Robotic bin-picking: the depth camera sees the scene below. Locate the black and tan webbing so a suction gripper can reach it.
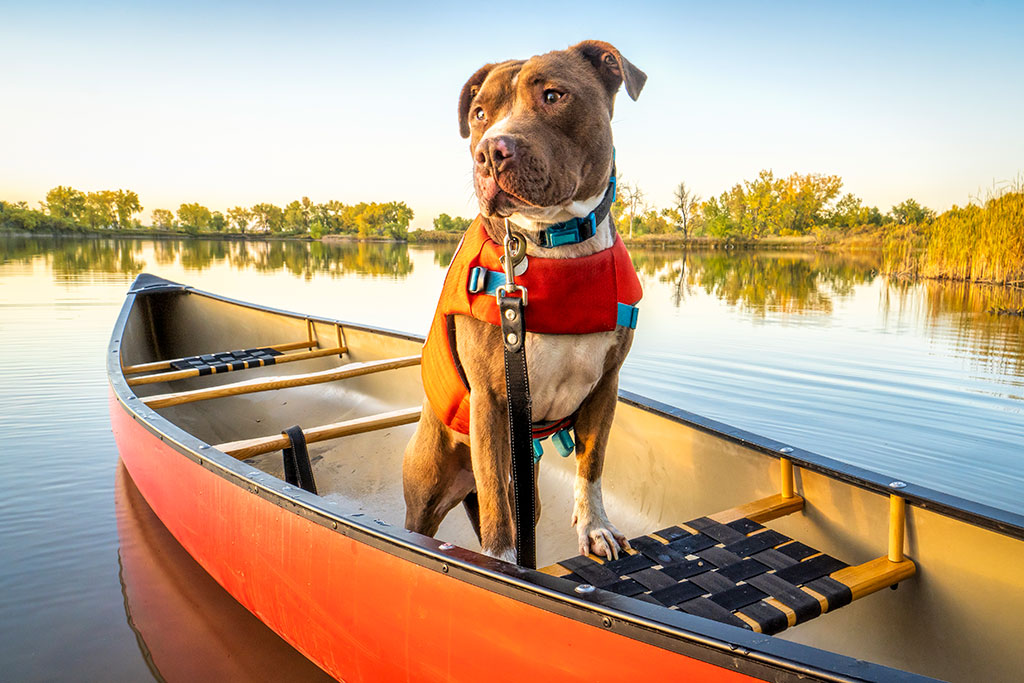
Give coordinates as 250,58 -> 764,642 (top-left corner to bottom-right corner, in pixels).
546,514 -> 912,635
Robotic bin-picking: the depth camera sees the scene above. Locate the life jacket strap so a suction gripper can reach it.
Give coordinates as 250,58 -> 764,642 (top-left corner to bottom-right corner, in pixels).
468,266 -> 639,330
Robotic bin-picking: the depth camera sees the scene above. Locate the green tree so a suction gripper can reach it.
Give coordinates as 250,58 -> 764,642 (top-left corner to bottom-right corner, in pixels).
114,189 -> 142,229
251,203 -> 285,232
210,211 -> 227,232
891,199 -> 935,225
433,213 -> 472,232
227,206 -> 252,233
177,202 -> 213,234
44,186 -> 86,222
82,191 -> 117,229
151,208 -> 176,230
283,199 -> 310,233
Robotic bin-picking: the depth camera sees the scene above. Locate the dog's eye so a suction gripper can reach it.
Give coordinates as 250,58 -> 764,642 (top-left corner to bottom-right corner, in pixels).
543,90 -> 564,104
473,107 -> 486,121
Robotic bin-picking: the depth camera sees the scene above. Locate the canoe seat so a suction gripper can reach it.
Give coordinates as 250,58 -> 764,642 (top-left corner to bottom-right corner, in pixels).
168,347 -> 284,374
542,496 -> 915,635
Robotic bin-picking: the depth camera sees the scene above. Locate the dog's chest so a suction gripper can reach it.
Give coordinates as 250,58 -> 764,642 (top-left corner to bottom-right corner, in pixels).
524,330 -> 617,421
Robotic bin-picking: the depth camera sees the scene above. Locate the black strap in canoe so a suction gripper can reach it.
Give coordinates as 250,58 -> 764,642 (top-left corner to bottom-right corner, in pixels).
282,425 -> 318,495
498,291 -> 536,569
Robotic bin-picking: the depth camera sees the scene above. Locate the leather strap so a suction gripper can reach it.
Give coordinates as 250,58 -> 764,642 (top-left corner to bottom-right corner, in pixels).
282,425 -> 318,494
498,293 -> 536,568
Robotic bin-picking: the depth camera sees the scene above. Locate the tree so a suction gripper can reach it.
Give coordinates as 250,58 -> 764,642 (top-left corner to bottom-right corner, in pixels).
114,189 -> 142,229
210,211 -> 227,232
891,199 -> 935,225
227,206 -> 252,233
177,202 -> 212,234
250,203 -> 284,232
672,182 -> 701,238
151,209 -> 176,230
82,191 -> 117,229
44,186 -> 86,222
618,182 -> 645,239
284,199 -> 311,233
433,213 -> 472,232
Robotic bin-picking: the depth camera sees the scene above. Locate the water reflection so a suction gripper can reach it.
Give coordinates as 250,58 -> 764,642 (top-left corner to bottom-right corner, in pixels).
632,249 -> 880,314
0,235 -> 145,278
0,235 -> 414,279
883,280 -> 1024,377
115,465 -> 331,682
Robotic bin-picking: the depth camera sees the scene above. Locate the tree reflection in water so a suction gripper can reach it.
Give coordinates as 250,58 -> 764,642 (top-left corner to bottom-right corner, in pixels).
0,235 -> 145,278
630,249 -> 880,314
0,236 -> 414,279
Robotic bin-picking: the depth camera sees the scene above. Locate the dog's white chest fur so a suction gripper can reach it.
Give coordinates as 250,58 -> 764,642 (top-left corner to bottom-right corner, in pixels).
525,330 -> 617,421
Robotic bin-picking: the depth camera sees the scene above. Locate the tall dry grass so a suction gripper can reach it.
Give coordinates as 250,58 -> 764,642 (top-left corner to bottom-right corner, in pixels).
884,190 -> 1024,285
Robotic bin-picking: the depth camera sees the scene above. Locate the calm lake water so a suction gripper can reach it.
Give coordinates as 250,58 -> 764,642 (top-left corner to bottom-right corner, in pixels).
1,234 -> 1022,680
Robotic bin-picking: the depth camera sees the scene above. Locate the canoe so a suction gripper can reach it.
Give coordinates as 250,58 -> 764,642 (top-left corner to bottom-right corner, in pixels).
114,464 -> 333,682
108,273 -> 1024,682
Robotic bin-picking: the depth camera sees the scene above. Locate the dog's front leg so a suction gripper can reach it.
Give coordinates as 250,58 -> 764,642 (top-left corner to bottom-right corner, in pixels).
469,387 -> 517,562
571,368 -> 629,560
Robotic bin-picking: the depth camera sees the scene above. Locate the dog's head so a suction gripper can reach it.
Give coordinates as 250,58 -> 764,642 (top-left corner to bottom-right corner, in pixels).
459,41 -> 646,220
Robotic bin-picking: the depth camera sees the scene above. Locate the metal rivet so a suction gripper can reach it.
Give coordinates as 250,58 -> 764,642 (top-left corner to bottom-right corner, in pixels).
506,332 -> 518,345
441,563 -> 449,574
601,616 -> 612,628
779,447 -> 793,454
574,584 -> 595,595
332,521 -> 338,529
504,308 -> 517,321
889,481 -> 907,489
439,542 -> 455,551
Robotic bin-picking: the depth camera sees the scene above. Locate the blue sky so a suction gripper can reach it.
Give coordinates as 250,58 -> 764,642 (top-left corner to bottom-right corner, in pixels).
2,1 -> 1022,228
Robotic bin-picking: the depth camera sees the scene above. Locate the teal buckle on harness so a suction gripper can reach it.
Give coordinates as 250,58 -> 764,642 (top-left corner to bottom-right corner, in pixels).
532,427 -> 575,463
468,266 -> 505,295
616,302 -> 640,329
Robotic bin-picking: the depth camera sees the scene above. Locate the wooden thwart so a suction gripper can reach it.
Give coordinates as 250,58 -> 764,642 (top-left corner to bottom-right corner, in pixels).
708,493 -> 805,525
127,345 -> 347,386
122,340 -> 317,375
141,355 -> 421,409
215,407 -> 422,459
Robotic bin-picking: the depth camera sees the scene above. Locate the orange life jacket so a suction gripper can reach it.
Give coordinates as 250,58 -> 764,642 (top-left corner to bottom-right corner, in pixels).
421,217 -> 642,435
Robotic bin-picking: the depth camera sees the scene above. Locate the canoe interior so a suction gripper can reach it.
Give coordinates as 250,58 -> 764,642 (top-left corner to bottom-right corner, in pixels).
118,287 -> 1024,682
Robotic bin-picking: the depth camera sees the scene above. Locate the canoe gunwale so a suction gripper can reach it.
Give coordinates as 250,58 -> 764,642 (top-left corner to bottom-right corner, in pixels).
108,273 -> 959,683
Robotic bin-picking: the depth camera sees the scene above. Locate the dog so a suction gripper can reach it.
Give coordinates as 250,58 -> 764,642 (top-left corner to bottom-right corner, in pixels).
403,40 -> 646,564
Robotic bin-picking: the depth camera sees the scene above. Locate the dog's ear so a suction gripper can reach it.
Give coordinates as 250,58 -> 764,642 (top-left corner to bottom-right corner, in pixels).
571,40 -> 647,102
458,63 -> 496,139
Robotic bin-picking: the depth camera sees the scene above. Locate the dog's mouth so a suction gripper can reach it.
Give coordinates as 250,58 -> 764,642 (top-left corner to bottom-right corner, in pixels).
475,173 -> 530,217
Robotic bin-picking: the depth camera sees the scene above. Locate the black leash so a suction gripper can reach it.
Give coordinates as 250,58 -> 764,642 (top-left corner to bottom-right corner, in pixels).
498,220 -> 536,569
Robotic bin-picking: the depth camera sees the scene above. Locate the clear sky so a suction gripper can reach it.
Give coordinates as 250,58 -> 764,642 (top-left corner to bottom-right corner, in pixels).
2,1 -> 1022,229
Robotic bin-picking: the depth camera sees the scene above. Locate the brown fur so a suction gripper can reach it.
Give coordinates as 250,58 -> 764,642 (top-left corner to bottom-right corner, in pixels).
403,41 -> 646,561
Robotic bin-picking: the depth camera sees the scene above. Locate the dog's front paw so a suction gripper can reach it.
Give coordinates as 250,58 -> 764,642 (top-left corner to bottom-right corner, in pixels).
572,513 -> 630,561
482,546 -> 517,564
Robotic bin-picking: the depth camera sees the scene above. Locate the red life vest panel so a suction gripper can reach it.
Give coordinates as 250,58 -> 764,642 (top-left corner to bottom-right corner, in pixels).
421,217 -> 642,434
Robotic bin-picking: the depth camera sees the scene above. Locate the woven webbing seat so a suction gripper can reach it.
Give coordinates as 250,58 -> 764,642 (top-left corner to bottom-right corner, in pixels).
543,495 -> 915,635
169,347 -> 282,375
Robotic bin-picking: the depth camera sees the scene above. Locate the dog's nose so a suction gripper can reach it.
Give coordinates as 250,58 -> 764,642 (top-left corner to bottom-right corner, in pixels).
475,136 -> 517,175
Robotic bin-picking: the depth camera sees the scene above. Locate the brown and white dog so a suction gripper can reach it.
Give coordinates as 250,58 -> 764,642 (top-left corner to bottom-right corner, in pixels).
403,40 -> 646,563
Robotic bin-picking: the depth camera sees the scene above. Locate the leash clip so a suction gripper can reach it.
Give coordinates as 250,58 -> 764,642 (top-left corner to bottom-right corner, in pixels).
499,218 -> 528,306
